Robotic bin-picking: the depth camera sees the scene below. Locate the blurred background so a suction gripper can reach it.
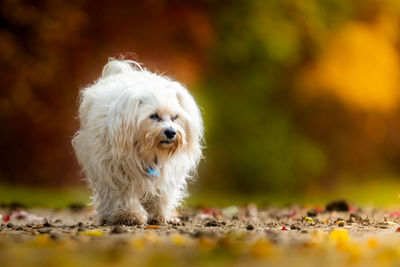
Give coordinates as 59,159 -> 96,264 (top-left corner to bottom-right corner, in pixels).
1,0 -> 400,206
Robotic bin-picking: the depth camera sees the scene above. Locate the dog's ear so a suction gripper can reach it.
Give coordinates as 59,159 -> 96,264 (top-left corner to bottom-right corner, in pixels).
106,93 -> 141,158
175,84 -> 203,131
101,58 -> 142,78
175,83 -> 204,167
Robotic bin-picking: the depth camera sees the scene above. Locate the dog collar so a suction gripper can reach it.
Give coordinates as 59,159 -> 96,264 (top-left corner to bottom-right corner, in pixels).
146,165 -> 159,178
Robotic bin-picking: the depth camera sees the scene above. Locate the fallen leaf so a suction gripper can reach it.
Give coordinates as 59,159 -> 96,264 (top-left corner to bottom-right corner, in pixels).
390,211 -> 400,218
145,232 -> 160,244
203,208 -> 218,217
171,234 -> 185,246
82,230 -> 104,237
330,229 -> 350,248
10,210 -> 29,220
304,216 -> 314,223
367,238 -> 378,249
34,234 -> 54,246
222,206 -> 239,217
250,238 -> 271,258
246,204 -> 258,217
3,213 -> 10,222
131,238 -> 147,250
198,237 -> 217,252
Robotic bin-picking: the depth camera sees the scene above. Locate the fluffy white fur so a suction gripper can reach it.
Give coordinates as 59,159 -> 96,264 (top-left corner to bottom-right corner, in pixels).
72,59 -> 203,225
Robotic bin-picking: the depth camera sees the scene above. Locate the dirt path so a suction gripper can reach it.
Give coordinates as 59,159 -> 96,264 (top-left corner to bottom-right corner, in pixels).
2,202 -> 400,266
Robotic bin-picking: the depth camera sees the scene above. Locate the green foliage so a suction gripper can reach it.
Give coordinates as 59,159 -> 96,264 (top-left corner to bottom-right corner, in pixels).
0,184 -> 90,208
199,0 -> 398,193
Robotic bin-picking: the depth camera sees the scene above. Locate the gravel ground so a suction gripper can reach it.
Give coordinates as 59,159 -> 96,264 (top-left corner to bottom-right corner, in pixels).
2,201 -> 400,266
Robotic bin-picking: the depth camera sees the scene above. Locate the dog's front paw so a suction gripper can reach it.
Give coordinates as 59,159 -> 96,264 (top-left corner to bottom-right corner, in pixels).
169,217 -> 181,224
148,215 -> 166,225
148,214 -> 180,225
105,211 -> 148,226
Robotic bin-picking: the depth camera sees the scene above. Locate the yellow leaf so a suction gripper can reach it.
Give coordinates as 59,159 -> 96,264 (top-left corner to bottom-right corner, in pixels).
330,229 -> 352,252
34,234 -> 54,247
250,238 -> 271,259
304,216 -> 314,223
367,238 -> 378,249
131,238 -> 147,250
145,232 -> 160,245
198,237 -> 217,252
82,230 -> 104,237
330,229 -> 349,244
171,234 -> 185,246
146,225 -> 160,229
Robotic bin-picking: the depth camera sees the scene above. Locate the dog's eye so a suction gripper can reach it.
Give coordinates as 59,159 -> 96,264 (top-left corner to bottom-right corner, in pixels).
150,113 -> 160,121
172,114 -> 179,121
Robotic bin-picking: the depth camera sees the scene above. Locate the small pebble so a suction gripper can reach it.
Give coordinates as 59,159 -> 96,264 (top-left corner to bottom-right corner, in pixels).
337,222 -> 345,227
246,224 -> 254,231
180,215 -> 189,222
307,210 -> 317,217
349,213 -> 361,222
193,231 -> 206,238
38,228 -> 52,234
326,200 -> 349,212
50,233 -> 59,240
111,226 -> 126,234
205,221 -> 219,227
43,219 -> 52,227
69,203 -> 86,212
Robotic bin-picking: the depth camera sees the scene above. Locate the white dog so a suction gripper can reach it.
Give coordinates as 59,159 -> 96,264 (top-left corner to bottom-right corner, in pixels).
72,59 -> 203,225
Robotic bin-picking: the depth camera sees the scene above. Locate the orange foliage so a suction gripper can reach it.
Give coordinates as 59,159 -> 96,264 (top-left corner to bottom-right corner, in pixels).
0,0 -> 213,186
300,14 -> 400,112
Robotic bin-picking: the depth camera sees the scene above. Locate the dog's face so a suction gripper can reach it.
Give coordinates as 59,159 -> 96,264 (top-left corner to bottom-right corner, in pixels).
109,85 -> 197,168
134,91 -> 193,166
139,96 -> 186,153
107,77 -> 202,170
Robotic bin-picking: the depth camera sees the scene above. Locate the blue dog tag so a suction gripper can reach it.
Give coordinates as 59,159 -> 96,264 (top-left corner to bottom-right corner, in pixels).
147,166 -> 159,178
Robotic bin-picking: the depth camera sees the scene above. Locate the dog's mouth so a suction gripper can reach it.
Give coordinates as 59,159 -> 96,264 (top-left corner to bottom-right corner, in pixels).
160,140 -> 174,145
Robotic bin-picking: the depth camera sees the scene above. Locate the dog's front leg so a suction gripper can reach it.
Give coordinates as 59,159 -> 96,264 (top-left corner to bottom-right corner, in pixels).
95,189 -> 148,226
110,197 -> 148,226
145,191 -> 180,225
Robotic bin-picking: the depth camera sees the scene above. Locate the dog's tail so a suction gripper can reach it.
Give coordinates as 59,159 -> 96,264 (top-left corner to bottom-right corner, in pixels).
101,58 -> 143,78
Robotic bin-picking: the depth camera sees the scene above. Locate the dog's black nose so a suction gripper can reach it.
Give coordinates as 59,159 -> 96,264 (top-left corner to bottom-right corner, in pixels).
164,128 -> 176,140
